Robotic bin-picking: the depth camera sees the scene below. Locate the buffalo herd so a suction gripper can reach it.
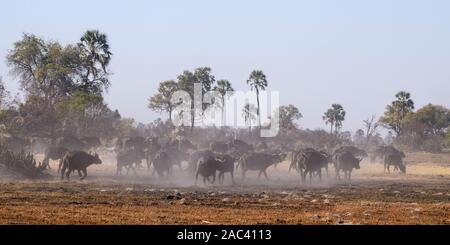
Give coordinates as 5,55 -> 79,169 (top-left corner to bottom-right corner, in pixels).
27,134 -> 408,184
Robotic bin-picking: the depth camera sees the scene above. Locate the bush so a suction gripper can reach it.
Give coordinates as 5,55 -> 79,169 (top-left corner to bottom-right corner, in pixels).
421,136 -> 442,153
443,131 -> 450,147
0,144 -> 48,179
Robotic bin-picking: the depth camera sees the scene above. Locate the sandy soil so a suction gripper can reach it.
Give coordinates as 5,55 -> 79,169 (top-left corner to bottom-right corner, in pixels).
0,151 -> 449,224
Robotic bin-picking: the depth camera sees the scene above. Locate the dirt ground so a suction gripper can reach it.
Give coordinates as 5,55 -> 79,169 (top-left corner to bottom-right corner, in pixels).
0,151 -> 449,225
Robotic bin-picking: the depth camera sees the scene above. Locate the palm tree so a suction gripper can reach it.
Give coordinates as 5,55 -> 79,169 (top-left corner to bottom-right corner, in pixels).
213,80 -> 234,127
242,103 -> 257,134
78,30 -> 112,93
247,70 -> 268,130
323,104 -> 346,136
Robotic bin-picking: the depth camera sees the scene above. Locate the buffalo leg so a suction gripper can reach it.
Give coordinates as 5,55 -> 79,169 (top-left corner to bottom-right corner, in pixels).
60,166 -> 67,180
58,159 -> 65,174
302,171 -> 307,183
219,172 -> 224,185
65,169 -> 71,181
195,172 -> 199,185
263,170 -> 269,180
80,169 -> 87,180
230,171 -> 235,185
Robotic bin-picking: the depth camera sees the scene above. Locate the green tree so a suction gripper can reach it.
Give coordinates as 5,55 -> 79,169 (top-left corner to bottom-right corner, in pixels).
77,30 -> 113,94
407,104 -> 450,136
7,34 -> 80,107
379,91 -> 415,136
323,104 -> 346,136
177,67 -> 216,128
148,80 -> 179,121
443,129 -> 450,147
213,80 -> 234,126
279,104 -> 302,131
55,91 -> 109,137
247,70 -> 268,130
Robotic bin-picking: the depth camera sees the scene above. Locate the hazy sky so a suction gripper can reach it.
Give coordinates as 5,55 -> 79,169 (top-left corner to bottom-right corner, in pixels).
1,0 -> 449,133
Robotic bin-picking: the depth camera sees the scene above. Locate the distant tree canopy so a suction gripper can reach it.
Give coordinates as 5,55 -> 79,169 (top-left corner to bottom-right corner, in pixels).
247,70 -> 268,129
213,80 -> 234,125
2,31 -> 449,153
149,67 -> 237,128
444,130 -> 450,147
2,31 -> 128,140
379,91 -> 415,136
323,104 -> 346,136
7,31 -> 112,104
403,104 -> 450,137
148,80 -> 179,121
378,91 -> 449,152
279,104 -> 302,131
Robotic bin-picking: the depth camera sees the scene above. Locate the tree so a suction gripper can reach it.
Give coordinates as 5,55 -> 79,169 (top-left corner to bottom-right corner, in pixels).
242,103 -> 257,134
148,80 -> 179,121
7,31 -> 112,105
0,77 -> 11,109
408,104 -> 450,136
55,91 -> 111,137
379,91 -> 414,136
363,115 -> 379,144
177,67 -> 216,128
353,129 -> 366,145
7,34 -> 80,108
247,70 -> 268,130
213,80 -> 234,126
323,104 -> 346,136
279,104 -> 302,131
6,31 -> 114,139
77,30 -> 113,94
443,129 -> 450,147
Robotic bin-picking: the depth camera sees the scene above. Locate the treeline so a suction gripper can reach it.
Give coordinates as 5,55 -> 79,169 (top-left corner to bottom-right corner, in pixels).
378,92 -> 450,152
147,70 -> 450,152
0,31 -> 136,145
0,31 -> 448,153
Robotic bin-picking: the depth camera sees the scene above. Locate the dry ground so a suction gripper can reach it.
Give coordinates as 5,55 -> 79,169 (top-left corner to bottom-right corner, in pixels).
0,151 -> 449,224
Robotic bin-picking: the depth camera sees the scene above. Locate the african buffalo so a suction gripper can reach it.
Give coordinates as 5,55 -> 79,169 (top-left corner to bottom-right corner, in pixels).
195,157 -> 219,185
116,149 -> 146,175
237,152 -> 284,180
384,152 -> 406,174
42,146 -> 70,171
215,154 -> 236,185
60,151 -> 102,181
335,151 -> 362,181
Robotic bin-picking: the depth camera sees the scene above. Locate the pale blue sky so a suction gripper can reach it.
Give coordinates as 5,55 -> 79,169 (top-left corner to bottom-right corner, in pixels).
1,0 -> 449,132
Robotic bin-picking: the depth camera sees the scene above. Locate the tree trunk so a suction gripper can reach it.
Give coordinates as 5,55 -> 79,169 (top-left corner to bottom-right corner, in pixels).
191,107 -> 195,130
256,88 -> 261,130
168,106 -> 172,121
221,96 -> 225,127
